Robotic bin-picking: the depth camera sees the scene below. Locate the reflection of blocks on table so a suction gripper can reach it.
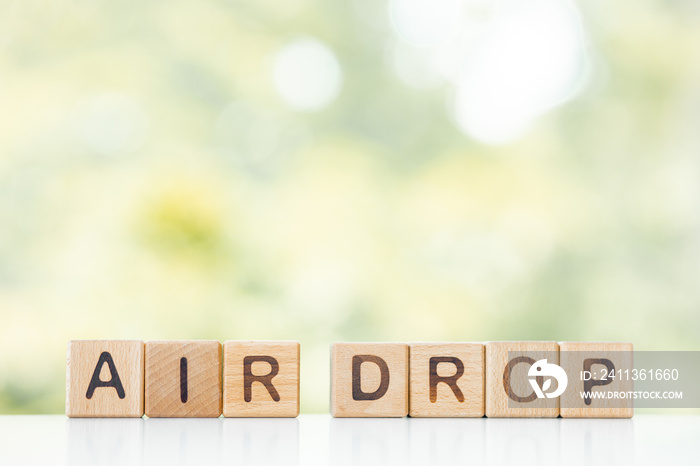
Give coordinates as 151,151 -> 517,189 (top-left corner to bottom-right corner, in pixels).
222,418 -> 300,465
331,342 -> 409,417
409,418 -> 486,465
561,418 -> 634,465
330,418 -> 409,465
486,418 -> 561,464
145,340 -> 222,418
66,340 -> 145,418
485,341 -> 559,418
67,418 -> 144,464
223,340 -> 300,417
409,343 -> 484,417
559,342 -> 634,418
144,418 -> 222,463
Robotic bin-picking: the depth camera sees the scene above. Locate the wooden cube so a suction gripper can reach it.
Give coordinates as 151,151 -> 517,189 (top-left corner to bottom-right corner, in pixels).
223,340 -> 300,417
559,342 -> 634,418
485,341 -> 559,418
409,342 -> 484,417
145,340 -> 222,418
66,340 -> 144,418
331,342 -> 408,417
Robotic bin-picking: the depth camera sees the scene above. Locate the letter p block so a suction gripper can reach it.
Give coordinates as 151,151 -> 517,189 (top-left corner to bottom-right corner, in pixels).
223,340 -> 300,417
331,342 -> 408,417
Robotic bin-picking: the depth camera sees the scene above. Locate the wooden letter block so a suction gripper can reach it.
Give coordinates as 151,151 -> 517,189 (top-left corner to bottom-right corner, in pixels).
223,340 -> 300,417
331,342 -> 408,417
66,340 -> 144,418
559,342 -> 634,418
485,341 -> 559,418
145,340 -> 222,417
409,342 -> 484,417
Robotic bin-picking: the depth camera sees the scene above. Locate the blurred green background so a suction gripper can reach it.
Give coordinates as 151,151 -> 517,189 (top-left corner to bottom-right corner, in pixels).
1,0 -> 700,414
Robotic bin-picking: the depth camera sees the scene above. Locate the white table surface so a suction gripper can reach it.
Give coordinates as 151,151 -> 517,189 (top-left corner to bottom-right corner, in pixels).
0,415 -> 697,465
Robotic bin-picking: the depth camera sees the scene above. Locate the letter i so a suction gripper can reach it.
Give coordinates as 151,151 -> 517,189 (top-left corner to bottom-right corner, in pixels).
180,357 -> 188,403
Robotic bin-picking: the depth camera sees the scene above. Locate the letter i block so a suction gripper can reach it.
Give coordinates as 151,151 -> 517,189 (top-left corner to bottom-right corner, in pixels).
223,340 -> 300,417
145,340 -> 222,417
559,342 -> 634,418
66,340 -> 144,417
409,343 -> 484,417
331,342 -> 408,417
485,341 -> 559,418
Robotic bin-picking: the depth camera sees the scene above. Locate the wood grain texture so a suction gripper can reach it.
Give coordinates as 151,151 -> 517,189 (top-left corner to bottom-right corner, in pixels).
559,341 -> 634,418
223,340 -> 299,417
66,340 -> 144,418
144,340 -> 222,418
485,341 -> 559,418
331,342 -> 408,418
409,342 -> 484,417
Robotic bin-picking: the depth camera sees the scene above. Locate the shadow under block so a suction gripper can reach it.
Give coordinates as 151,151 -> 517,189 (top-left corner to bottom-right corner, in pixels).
145,340 -> 222,418
223,340 -> 300,417
66,340 -> 145,418
559,341 -> 634,418
409,343 -> 484,417
331,342 -> 409,417
485,341 -> 559,418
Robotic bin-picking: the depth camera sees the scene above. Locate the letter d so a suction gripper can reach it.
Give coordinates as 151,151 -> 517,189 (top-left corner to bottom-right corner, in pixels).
352,355 -> 390,401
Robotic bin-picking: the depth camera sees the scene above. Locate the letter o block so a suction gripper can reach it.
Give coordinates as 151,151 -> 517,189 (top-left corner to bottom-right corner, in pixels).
331,342 -> 408,417
66,340 -> 144,418
223,340 -> 300,417
485,341 -> 559,418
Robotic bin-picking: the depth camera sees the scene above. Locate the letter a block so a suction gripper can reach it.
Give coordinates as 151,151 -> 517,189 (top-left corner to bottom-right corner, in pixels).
409,343 -> 484,417
223,340 -> 300,417
485,341 -> 559,418
331,342 -> 408,417
66,340 -> 144,418
559,342 -> 634,418
145,340 -> 222,417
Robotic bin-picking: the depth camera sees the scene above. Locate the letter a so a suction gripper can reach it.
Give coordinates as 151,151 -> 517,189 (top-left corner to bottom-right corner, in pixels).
86,352 -> 126,399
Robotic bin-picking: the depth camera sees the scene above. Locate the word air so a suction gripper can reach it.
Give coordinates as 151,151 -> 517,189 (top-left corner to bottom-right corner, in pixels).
66,340 -> 633,418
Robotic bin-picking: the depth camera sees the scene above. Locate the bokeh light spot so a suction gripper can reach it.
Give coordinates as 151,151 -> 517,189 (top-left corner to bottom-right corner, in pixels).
272,37 -> 343,111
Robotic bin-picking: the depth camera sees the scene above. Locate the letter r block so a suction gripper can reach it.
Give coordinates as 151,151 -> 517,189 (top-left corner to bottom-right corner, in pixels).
223,340 -> 300,417
66,340 -> 144,418
331,342 -> 408,417
409,343 -> 485,417
485,341 -> 559,418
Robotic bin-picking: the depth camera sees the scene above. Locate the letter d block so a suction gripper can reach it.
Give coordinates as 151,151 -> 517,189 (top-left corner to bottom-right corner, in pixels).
223,340 -> 300,417
559,342 -> 634,418
66,340 -> 144,417
331,342 -> 408,417
409,343 -> 484,417
485,341 -> 559,418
